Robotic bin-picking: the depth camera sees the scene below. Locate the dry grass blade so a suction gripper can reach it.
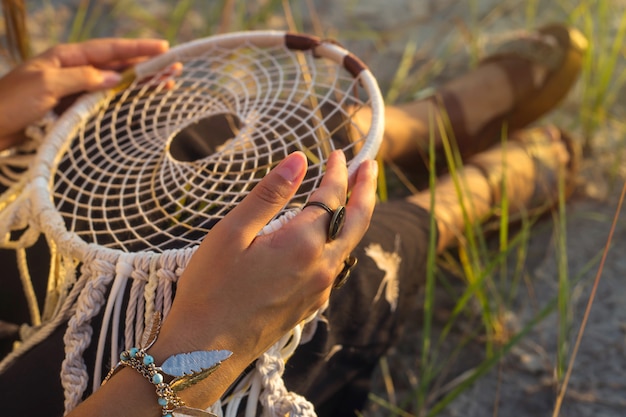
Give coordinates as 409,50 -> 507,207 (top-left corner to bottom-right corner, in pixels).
217,0 -> 236,34
1,0 -> 30,63
552,180 -> 626,416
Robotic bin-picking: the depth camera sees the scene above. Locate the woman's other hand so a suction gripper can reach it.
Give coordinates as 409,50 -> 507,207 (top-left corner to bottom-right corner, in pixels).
0,38 -> 168,150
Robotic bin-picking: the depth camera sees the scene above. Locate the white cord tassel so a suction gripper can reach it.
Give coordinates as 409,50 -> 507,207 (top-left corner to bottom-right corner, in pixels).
257,343 -> 317,417
62,252 -> 118,413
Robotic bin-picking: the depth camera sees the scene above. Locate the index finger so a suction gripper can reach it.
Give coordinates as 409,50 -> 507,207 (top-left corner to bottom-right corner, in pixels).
43,38 -> 169,68
210,152 -> 308,247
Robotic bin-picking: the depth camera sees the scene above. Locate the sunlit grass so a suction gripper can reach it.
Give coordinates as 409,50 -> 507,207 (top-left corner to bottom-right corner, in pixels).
362,2 -> 622,416
575,1 -> 626,149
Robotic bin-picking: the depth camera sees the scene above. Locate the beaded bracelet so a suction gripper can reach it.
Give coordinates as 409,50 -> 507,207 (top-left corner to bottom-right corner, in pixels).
103,313 -> 232,417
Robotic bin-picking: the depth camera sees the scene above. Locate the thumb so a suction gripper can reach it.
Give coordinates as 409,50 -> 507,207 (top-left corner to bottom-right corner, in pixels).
216,152 -> 308,244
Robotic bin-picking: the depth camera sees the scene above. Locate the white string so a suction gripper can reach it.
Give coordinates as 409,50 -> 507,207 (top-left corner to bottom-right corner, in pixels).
15,247 -> 41,326
91,253 -> 132,391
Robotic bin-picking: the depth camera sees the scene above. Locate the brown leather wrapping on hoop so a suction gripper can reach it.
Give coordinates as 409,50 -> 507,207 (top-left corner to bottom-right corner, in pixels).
285,33 -> 321,51
343,54 -> 366,77
285,33 -> 366,77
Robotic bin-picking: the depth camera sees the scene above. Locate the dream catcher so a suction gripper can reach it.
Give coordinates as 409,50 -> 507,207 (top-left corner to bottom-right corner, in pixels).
0,30 -> 384,416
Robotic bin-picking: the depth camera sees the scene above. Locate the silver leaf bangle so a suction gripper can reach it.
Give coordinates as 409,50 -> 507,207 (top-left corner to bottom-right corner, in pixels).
102,312 -> 232,417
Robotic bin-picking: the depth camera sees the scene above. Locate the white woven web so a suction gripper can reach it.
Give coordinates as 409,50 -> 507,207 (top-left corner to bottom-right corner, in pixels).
54,38 -> 373,253
0,31 -> 384,417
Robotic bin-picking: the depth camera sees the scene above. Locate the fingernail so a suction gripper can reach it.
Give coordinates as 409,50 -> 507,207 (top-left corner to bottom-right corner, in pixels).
101,71 -> 122,88
369,159 -> 379,178
362,159 -> 378,179
334,149 -> 346,164
159,40 -> 170,51
276,153 -> 305,183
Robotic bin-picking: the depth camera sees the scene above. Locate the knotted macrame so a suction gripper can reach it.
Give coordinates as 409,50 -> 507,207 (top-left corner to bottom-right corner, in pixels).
0,30 -> 383,416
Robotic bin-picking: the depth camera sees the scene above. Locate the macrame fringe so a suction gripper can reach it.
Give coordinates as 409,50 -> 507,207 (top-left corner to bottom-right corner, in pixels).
62,249 -> 315,416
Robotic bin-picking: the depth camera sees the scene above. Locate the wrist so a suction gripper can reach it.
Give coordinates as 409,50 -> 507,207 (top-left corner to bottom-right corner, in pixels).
146,311 -> 258,408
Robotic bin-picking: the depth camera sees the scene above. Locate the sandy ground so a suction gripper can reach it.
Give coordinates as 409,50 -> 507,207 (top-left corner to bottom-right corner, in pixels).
4,0 -> 626,416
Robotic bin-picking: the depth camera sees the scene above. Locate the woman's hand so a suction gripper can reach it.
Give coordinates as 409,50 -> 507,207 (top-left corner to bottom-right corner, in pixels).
154,150 -> 378,407
0,38 -> 169,150
74,151 -> 377,416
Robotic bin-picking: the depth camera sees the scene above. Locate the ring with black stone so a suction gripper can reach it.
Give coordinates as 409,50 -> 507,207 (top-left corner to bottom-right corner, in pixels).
303,201 -> 347,241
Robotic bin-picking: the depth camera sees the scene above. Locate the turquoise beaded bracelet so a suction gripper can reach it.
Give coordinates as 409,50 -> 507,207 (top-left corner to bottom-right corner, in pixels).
103,313 -> 232,417
117,346 -> 185,417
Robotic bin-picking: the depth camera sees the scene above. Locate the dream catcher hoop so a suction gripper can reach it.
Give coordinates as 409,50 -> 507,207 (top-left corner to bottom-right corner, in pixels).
0,30 -> 384,416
